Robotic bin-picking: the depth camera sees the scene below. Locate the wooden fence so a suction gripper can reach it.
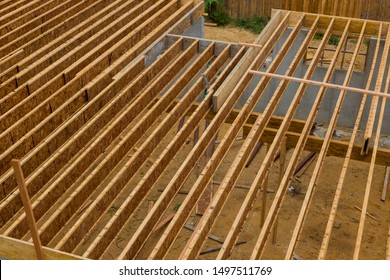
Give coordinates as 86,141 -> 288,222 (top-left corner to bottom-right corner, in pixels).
221,0 -> 390,22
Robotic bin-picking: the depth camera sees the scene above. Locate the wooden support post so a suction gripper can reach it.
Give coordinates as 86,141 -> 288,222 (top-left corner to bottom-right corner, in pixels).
381,166 -> 390,202
246,141 -> 263,167
273,137 -> 286,244
11,159 -> 44,260
261,144 -> 270,228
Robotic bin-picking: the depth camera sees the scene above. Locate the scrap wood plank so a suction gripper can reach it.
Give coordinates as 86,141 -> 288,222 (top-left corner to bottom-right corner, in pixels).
200,240 -> 246,255
353,205 -> 380,222
152,214 -> 175,233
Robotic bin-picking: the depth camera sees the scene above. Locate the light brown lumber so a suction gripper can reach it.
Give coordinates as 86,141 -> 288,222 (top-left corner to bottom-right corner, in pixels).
273,137 -> 287,244
0,0 -> 87,46
115,46 -> 245,261
55,39 -> 212,254
261,145 -> 270,228
0,0 -> 119,87
363,25 -> 390,151
247,17 -> 337,260
151,12 -> 292,261
353,205 -> 380,222
382,166 -> 390,202
0,1 -> 198,221
0,0 -> 52,33
354,63 -> 390,259
0,39 -> 185,237
33,37 -> 199,247
0,0 -> 155,126
178,13 -> 303,260
0,0 -> 32,18
148,50 -> 274,261
248,71 -> 390,99
11,159 -> 44,260
152,214 -> 175,234
285,20 -> 364,260
212,9 -> 284,112
83,43 -> 228,260
0,54 -> 145,221
284,10 -> 386,37
295,153 -> 317,178
216,16 -> 321,261
0,1 -> 186,186
0,0 -> 138,81
0,234 -> 85,260
238,42 -> 263,49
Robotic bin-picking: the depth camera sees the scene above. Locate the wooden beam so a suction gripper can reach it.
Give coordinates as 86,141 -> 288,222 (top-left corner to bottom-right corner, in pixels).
157,12 -> 293,261
212,10 -> 285,112
147,12 -> 292,261
248,17 -> 336,260
354,41 -> 390,260
285,20 -> 365,260
80,43 -> 227,259
0,234 -> 85,260
363,25 -> 390,152
11,159 -> 44,260
115,46 -> 245,261
319,23 -> 383,260
248,71 -> 390,99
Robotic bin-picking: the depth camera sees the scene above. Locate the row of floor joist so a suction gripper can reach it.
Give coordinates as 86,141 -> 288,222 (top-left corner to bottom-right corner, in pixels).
1,1 -> 390,260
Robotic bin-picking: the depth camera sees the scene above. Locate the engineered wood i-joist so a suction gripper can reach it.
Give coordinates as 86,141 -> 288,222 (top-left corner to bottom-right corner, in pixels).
363,25 -> 390,153
354,48 -> 390,260
0,0 -> 32,18
0,39 -> 184,235
318,23 -> 383,260
1,40 -> 195,239
148,12 -> 292,260
284,22 -> 367,260
226,16 -> 331,260
0,0 -> 135,82
51,40 -> 211,253
0,0 -> 118,82
117,46 -> 246,261
0,0 -> 184,173
81,43 -> 231,260
0,0 -> 57,30
0,0 -> 90,46
0,1 -> 197,208
0,0 -> 163,117
0,0 -> 200,221
179,14 -> 306,260
216,16 -> 326,260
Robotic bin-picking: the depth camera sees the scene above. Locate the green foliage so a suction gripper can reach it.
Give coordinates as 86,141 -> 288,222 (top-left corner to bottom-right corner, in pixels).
209,9 -> 230,26
313,33 -> 340,46
204,0 -> 223,14
232,16 -> 269,34
314,33 -> 324,40
328,35 -> 340,46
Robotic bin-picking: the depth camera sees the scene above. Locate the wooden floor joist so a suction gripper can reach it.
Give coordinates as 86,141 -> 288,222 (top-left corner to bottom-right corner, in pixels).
1,4 -> 390,260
